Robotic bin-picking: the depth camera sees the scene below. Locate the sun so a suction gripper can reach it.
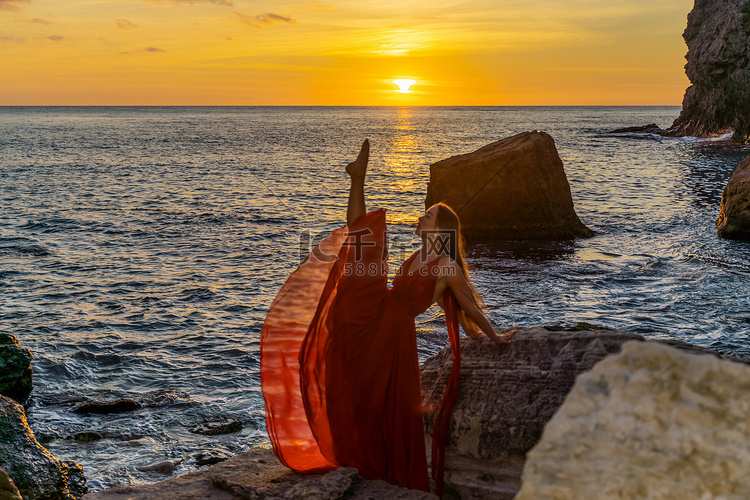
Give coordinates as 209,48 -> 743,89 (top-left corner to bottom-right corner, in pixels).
393,79 -> 416,94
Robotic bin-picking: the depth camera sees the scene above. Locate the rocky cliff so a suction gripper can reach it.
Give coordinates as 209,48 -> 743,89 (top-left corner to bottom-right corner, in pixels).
667,0 -> 750,142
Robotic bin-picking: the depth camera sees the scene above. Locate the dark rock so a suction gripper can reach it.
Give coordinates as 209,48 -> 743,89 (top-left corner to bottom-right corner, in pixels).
194,451 -> 231,467
609,123 -> 664,134
0,395 -> 87,500
73,399 -> 140,414
0,333 -> 33,405
567,321 -> 611,331
542,322 -> 611,332
72,432 -> 102,443
425,131 -> 594,241
717,154 -> 750,239
62,461 -> 87,500
0,468 -> 22,500
420,328 -> 749,500
189,417 -> 242,436
135,459 -> 182,474
666,0 -> 750,142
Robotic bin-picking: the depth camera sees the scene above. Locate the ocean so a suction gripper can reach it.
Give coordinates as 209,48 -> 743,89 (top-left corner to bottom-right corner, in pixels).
1,106 -> 748,490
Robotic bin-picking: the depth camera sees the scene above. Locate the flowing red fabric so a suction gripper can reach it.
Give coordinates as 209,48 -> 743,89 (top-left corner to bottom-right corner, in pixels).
430,289 -> 461,497
260,208 -> 460,494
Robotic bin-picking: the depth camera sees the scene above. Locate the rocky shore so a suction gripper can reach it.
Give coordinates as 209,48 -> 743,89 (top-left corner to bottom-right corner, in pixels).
0,326 -> 732,500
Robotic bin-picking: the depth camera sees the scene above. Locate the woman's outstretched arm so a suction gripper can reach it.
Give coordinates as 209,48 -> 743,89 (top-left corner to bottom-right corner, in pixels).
437,295 -> 481,338
442,262 -> 517,344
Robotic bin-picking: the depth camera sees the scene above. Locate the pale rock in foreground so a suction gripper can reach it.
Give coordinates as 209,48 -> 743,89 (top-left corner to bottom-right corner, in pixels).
516,341 -> 750,500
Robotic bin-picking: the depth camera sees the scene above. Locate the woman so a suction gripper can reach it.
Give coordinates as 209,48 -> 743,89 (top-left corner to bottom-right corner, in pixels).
260,140 -> 515,495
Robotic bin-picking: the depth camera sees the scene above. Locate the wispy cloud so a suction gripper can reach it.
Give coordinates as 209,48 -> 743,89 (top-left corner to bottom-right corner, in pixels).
47,35 -> 68,42
120,46 -> 167,54
0,0 -> 28,12
234,12 -> 296,28
146,0 -> 233,6
0,34 -> 25,42
31,18 -> 52,25
116,19 -> 138,30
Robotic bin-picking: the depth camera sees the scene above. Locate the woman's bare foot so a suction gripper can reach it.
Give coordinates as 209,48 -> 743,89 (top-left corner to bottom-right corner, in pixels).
346,139 -> 369,180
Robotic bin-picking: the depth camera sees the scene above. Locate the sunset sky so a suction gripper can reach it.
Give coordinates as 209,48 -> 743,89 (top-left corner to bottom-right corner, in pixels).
0,0 -> 693,106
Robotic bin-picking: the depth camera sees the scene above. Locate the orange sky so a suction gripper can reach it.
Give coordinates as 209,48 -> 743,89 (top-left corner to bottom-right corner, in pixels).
0,0 -> 693,105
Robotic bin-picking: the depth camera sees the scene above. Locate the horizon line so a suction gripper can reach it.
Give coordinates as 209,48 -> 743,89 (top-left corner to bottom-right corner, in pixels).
0,104 -> 684,108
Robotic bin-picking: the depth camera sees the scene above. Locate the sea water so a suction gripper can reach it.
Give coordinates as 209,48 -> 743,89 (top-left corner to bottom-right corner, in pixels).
1,106 -> 749,490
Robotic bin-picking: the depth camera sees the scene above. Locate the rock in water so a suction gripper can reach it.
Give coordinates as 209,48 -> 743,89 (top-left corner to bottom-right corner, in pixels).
189,417 -> 242,436
424,131 -> 594,241
666,0 -> 750,142
717,154 -> 750,240
609,123 -> 664,134
516,341 -> 750,499
135,459 -> 182,474
0,395 -> 87,500
193,450 -> 231,467
0,333 -> 33,405
72,399 -> 140,414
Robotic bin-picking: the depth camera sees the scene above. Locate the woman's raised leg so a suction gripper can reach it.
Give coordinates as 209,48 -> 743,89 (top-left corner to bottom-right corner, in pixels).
346,139 -> 369,227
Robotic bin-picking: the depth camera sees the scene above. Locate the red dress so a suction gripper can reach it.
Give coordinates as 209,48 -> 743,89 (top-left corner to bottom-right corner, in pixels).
261,208 -> 460,494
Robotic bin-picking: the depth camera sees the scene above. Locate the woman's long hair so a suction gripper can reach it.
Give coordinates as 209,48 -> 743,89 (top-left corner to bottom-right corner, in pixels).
430,202 -> 486,335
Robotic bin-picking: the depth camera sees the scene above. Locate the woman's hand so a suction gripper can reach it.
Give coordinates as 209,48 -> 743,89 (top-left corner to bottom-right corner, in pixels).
487,329 -> 519,345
